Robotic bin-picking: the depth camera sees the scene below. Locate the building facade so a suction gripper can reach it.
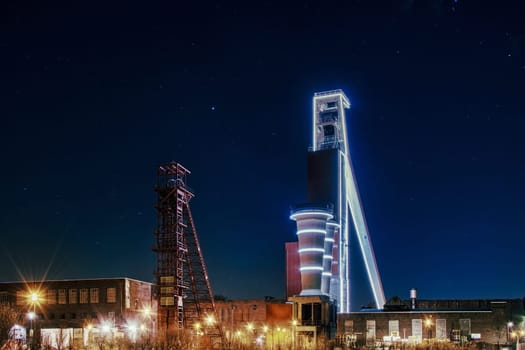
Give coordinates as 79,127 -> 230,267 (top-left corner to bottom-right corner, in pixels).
0,278 -> 155,348
338,298 -> 525,348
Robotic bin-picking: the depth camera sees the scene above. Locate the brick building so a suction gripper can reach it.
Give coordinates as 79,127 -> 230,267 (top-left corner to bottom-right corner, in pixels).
0,278 -> 155,347
338,297 -> 525,348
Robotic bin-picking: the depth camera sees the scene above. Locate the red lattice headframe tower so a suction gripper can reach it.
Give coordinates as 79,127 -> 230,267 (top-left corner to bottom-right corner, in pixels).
153,162 -> 222,345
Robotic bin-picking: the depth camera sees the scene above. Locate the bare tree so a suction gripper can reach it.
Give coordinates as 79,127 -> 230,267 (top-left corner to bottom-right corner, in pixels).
0,304 -> 21,345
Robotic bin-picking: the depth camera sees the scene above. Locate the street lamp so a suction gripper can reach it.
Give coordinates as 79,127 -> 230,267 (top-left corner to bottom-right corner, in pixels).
141,306 -> 155,341
230,305 -> 236,350
292,320 -> 297,350
508,322 -> 514,344
27,290 -> 41,349
424,318 -> 433,340
511,329 -> 524,350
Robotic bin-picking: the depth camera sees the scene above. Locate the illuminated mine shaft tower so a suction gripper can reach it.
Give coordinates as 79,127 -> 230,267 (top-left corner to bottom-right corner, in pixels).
153,162 -> 222,343
292,90 -> 386,313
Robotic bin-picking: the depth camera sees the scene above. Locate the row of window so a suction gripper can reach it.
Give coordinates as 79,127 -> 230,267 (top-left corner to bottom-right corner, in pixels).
344,318 -> 472,340
16,287 -> 117,306
30,311 -> 116,321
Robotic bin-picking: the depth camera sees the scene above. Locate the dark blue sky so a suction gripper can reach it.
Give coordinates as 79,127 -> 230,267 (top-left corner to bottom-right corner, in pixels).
1,0 -> 524,303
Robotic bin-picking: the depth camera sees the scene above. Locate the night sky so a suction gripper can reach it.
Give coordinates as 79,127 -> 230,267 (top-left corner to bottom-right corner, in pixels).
2,1 -> 524,305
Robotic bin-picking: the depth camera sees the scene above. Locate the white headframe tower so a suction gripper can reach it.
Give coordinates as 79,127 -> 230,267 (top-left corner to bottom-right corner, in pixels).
291,89 -> 386,313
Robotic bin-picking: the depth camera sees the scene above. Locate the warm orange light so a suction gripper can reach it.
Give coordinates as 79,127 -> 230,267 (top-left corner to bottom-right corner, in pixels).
205,314 -> 215,325
425,319 -> 432,327
27,290 -> 42,305
142,307 -> 152,317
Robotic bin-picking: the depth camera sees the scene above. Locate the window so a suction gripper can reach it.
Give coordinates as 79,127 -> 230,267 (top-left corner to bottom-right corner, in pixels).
69,289 -> 77,304
160,276 -> 174,285
160,297 -> 174,306
107,288 -> 116,303
47,290 -> 57,305
366,320 -> 376,345
160,286 -> 174,295
459,319 -> 471,337
80,289 -> 89,304
389,320 -> 399,337
436,319 -> 447,340
58,289 -> 67,304
90,288 -> 99,303
16,291 -> 25,306
344,320 -> 354,333
412,319 -> 423,341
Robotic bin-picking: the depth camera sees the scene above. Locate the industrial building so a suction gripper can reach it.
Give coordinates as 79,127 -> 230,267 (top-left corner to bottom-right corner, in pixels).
285,90 -> 525,349
338,292 -> 525,349
0,278 -> 155,348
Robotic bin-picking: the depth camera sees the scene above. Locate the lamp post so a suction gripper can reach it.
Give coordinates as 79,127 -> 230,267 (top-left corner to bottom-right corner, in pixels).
511,329 -> 524,350
292,320 -> 297,350
141,305 -> 155,342
27,311 -> 35,349
27,291 -> 41,349
424,318 -> 433,341
508,322 -> 515,345
230,305 -> 236,350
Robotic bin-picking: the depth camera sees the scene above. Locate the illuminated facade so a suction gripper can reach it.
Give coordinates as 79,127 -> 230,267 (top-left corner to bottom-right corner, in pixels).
290,89 -> 386,313
0,278 -> 155,348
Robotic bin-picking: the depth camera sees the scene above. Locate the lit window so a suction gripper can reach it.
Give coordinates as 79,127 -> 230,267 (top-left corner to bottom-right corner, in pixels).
47,290 -> 57,305
69,289 -> 77,304
160,287 -> 174,295
16,291 -> 25,306
58,289 -> 67,304
90,288 -> 99,304
80,289 -> 89,304
107,288 -> 116,303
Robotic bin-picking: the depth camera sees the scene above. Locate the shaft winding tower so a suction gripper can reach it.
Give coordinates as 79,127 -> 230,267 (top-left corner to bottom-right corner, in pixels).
293,90 -> 386,312
153,162 -> 222,343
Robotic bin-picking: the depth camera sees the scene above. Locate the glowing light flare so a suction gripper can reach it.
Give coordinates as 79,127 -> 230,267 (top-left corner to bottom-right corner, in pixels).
27,290 -> 42,306
205,314 -> 215,325
142,306 -> 153,318
127,323 -> 138,333
101,322 -> 111,333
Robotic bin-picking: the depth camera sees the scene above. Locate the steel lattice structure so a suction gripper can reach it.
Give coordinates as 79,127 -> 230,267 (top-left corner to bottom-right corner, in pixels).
153,162 -> 222,344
